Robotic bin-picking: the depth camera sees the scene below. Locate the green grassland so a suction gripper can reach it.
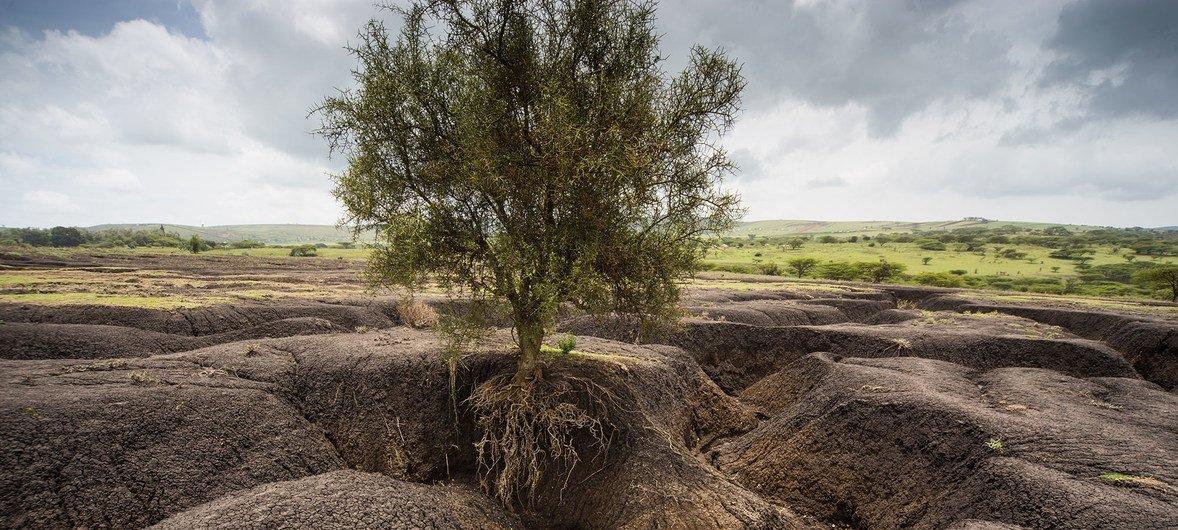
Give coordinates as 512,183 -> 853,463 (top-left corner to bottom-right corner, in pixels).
727,218 -> 1108,238
85,223 -> 375,245
704,241 -> 1137,277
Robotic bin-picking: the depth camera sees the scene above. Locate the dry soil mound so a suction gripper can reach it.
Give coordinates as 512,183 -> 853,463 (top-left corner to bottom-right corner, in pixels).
716,353 -> 1178,529
0,301 -> 394,336
150,470 -> 519,529
0,317 -> 347,360
0,357 -> 342,528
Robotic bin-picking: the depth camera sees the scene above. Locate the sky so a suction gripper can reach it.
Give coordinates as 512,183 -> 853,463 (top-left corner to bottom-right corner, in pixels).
1,0 -> 1176,228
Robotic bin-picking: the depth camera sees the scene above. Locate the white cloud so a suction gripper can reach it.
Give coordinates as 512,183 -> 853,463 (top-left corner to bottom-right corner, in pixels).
22,190 -> 79,213
0,0 -> 1174,229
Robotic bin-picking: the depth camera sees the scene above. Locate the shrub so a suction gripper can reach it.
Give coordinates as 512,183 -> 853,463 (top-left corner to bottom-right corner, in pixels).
857,261 -> 906,283
917,240 -> 946,251
396,298 -> 439,328
914,272 -> 965,288
817,261 -> 862,281
289,244 -> 318,257
921,257 -> 932,265
786,257 -> 820,278
1133,264 -> 1178,302
818,235 -> 841,243
948,269 -> 967,275
556,334 -> 576,355
757,262 -> 783,276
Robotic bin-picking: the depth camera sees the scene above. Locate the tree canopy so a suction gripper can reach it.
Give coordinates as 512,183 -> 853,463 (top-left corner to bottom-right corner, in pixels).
318,0 -> 745,383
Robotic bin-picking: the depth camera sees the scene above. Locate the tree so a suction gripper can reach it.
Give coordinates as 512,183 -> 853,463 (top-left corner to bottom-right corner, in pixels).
317,0 -> 744,386
921,257 -> 932,265
858,261 -> 906,283
49,226 -> 86,247
1134,265 -> 1178,302
786,257 -> 819,278
786,237 -> 805,249
188,235 -> 202,254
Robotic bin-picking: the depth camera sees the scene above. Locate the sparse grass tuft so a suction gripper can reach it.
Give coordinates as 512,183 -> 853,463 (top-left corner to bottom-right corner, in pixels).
985,438 -> 1005,452
128,370 -> 161,386
396,298 -> 439,328
1099,472 -> 1169,490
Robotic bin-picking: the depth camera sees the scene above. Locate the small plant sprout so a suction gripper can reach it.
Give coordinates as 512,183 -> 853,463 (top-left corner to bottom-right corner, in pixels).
556,334 -> 577,356
985,438 -> 1004,452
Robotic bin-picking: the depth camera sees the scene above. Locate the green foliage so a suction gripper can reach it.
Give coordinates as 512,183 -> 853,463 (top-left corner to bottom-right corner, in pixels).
917,240 -> 946,251
921,256 -> 932,265
556,334 -> 576,355
318,0 -> 744,382
817,261 -> 862,281
49,226 -> 86,247
289,244 -> 318,257
188,235 -> 202,254
230,240 -> 267,249
757,262 -> 783,276
858,261 -> 906,283
1133,264 -> 1178,301
786,257 -> 819,278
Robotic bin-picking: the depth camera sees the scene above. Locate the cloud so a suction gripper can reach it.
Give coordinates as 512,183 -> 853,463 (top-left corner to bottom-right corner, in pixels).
22,190 -> 79,213
660,0 -> 1018,137
75,168 -> 142,191
805,176 -> 848,188
1042,0 -> 1178,120
0,0 -> 1174,229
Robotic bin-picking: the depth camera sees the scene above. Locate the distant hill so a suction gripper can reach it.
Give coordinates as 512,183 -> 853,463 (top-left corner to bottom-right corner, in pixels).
87,224 -> 374,245
725,218 -> 1112,238
83,218 -> 1150,244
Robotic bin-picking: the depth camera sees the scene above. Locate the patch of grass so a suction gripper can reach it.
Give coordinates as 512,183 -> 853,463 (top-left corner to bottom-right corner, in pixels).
0,292 -> 212,309
1099,472 -> 1168,490
985,438 -> 1005,452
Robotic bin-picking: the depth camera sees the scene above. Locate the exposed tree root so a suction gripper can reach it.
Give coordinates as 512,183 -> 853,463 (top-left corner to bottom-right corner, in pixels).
469,371 -> 616,510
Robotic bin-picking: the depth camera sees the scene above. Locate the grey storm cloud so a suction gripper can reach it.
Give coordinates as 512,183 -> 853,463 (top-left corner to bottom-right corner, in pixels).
1043,0 -> 1178,120
659,0 -> 1015,137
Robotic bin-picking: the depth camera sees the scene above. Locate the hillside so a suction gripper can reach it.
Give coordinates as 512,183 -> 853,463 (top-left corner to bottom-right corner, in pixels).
727,218 -> 1110,238
80,219 -> 1133,244
87,224 -> 374,245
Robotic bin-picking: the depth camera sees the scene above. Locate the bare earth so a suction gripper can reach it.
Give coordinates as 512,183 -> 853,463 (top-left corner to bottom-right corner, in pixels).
1,251 -> 1175,529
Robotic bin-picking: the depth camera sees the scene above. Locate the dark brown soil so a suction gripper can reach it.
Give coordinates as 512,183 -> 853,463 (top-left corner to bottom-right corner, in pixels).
150,470 -> 520,529
1,252 -> 1176,529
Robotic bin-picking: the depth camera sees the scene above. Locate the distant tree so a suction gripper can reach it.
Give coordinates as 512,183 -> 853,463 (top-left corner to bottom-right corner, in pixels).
188,235 -> 202,254
1124,254 -> 1137,262
787,237 -> 806,249
874,235 -> 891,246
289,244 -> 318,257
786,257 -> 819,278
758,262 -> 783,276
858,261 -> 906,283
819,235 -> 841,244
49,226 -> 86,247
1134,265 -> 1178,301
921,257 -> 932,265
817,261 -> 862,281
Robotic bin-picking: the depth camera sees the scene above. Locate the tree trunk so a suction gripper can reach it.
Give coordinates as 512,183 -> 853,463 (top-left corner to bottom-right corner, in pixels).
513,318 -> 544,386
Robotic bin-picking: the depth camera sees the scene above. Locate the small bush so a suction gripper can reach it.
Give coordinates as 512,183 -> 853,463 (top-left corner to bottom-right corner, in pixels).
757,262 -> 783,276
289,244 -> 318,257
397,298 -> 439,328
556,334 -> 576,355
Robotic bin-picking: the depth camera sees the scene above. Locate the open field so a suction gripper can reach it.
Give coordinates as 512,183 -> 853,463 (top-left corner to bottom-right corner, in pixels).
706,241 -> 1172,276
2,249 -> 1175,528
726,218 -> 1111,238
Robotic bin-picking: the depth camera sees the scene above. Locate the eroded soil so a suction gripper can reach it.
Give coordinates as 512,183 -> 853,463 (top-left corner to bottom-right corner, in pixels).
1,253 -> 1175,528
